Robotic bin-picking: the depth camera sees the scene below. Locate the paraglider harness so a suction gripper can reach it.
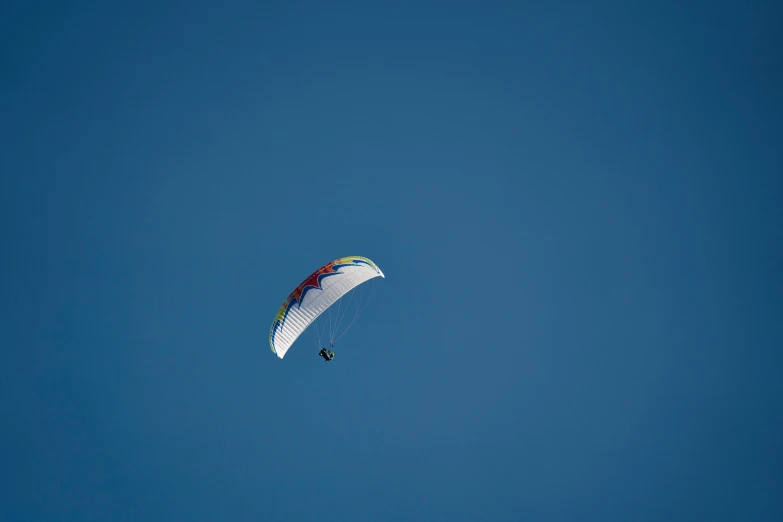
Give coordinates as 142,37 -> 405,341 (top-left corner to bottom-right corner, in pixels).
319,345 -> 335,362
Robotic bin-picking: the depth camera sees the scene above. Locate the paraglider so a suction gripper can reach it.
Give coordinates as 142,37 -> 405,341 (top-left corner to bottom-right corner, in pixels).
319,346 -> 335,362
268,256 -> 384,361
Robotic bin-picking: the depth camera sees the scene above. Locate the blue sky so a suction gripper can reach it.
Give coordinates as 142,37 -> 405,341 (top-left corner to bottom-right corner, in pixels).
1,1 -> 781,521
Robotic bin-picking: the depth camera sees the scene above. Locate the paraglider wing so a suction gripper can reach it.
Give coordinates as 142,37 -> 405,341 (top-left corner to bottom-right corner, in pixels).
269,256 -> 384,359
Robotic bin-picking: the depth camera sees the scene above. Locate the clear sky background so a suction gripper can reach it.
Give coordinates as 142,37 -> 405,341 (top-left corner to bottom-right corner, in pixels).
1,1 -> 781,521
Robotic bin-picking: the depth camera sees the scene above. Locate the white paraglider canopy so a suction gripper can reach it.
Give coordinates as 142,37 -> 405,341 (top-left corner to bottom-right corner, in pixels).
269,256 -> 384,359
